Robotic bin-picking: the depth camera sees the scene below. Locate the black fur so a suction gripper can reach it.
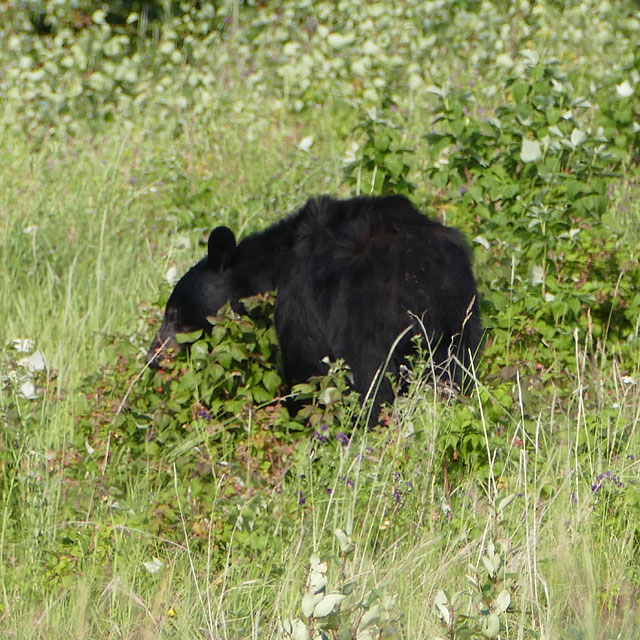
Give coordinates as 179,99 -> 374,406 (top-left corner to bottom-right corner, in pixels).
148,195 -> 482,414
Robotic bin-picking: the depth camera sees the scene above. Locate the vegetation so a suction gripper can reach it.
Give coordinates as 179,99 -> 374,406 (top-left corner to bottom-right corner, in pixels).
1,0 -> 639,637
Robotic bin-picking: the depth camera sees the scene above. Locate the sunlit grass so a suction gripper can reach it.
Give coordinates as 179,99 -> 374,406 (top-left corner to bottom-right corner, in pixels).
1,2 -> 640,637
2,123 -> 639,637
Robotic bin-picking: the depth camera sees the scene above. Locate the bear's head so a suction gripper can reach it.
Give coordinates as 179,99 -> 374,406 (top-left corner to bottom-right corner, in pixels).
146,226 -> 237,367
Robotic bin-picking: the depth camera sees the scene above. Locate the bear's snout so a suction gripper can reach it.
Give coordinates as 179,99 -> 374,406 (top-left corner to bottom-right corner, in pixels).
146,333 -> 181,368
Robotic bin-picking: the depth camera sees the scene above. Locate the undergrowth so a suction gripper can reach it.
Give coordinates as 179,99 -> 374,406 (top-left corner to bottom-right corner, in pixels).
1,1 -> 640,638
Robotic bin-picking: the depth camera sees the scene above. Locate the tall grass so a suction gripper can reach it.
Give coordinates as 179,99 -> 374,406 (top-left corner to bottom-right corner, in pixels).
1,16 -> 640,640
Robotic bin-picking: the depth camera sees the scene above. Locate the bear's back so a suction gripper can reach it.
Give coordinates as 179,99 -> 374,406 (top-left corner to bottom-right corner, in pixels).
292,195 -> 433,255
289,195 -> 472,287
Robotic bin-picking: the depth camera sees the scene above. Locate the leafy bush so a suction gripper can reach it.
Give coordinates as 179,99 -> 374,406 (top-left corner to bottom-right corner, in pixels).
425,54 -> 640,375
60,295 -> 300,551
279,536 -> 404,640
433,495 -> 534,640
343,104 -> 415,197
2,0 -> 640,635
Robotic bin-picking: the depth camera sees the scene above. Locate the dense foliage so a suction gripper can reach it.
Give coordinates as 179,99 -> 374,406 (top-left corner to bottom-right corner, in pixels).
1,1 -> 639,638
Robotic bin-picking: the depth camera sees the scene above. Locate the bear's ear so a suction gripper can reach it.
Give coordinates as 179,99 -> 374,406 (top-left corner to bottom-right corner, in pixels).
207,226 -> 237,270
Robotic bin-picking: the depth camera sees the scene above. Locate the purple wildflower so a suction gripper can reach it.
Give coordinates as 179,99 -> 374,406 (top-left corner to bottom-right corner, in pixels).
336,432 -> 350,447
592,471 -> 625,493
313,430 -> 327,444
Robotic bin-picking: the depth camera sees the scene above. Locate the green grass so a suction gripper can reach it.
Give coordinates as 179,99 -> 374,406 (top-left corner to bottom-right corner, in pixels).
2,1 -> 640,638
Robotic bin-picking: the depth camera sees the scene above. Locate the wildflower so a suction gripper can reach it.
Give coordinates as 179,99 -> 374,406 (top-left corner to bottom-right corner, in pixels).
336,431 -> 350,447
591,471 -> 624,493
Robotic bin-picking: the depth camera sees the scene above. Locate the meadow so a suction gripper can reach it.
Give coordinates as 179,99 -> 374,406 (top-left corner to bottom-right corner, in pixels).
1,1 -> 639,638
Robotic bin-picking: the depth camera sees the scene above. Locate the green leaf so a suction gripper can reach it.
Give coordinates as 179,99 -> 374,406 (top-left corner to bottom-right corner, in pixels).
175,329 -> 203,344
520,138 -> 542,163
313,593 -> 346,618
516,102 -> 533,122
614,104 -> 633,125
492,589 -> 511,615
333,528 -> 354,553
501,183 -> 520,199
481,613 -> 500,637
495,494 -> 515,514
292,620 -> 309,640
450,117 -> 465,137
262,370 -> 281,393
292,382 -> 316,395
482,554 -> 498,578
190,340 -> 209,360
373,132 -> 390,153
251,387 -> 272,403
359,603 -> 380,630
468,185 -> 484,202
383,154 -> 404,179
211,324 -> 227,345
434,590 -> 451,624
511,81 -> 530,104
574,194 -> 606,216
212,346 -> 232,369
565,180 -> 585,199
92,9 -> 107,24
545,107 -> 562,125
206,363 -> 225,384
302,592 -> 322,617
229,343 -> 248,362
570,128 -> 587,147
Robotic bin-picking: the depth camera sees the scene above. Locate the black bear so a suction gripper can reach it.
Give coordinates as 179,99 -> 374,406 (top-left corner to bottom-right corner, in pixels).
148,195 -> 482,415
